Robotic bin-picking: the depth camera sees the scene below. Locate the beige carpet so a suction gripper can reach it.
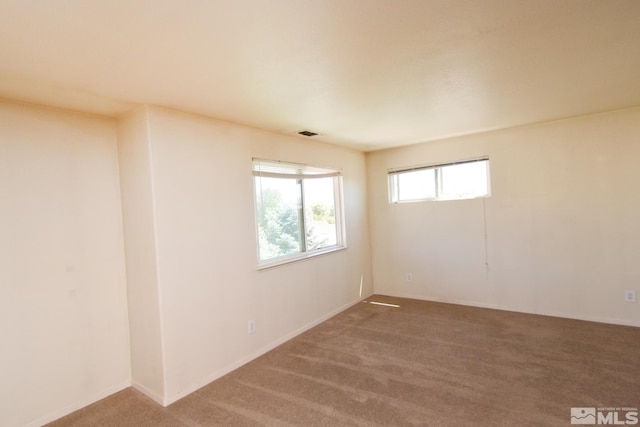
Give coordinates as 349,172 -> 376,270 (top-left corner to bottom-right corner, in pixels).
48,295 -> 640,426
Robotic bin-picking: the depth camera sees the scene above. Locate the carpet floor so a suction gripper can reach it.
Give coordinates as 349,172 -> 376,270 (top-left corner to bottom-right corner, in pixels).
47,295 -> 640,426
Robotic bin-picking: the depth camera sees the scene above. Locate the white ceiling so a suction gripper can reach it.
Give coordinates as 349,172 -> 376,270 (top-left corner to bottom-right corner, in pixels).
1,0 -> 639,151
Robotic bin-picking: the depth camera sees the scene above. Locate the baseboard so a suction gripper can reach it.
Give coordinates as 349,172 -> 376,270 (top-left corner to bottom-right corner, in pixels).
164,293 -> 373,406
25,379 -> 131,427
374,290 -> 640,328
130,380 -> 166,406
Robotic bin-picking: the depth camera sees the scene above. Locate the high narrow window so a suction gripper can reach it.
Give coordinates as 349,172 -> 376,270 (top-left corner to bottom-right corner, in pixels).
388,158 -> 490,203
253,159 -> 345,267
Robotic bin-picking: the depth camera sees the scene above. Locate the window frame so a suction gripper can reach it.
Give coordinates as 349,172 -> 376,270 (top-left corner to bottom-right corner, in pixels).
388,157 -> 490,203
252,158 -> 346,269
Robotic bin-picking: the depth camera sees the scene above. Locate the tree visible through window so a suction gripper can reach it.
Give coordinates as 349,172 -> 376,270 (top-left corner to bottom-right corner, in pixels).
253,159 -> 344,265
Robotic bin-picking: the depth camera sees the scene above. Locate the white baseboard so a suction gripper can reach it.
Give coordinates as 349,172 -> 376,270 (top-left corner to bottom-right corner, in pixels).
164,293 -> 373,406
373,290 -> 640,328
25,379 -> 131,427
130,380 -> 166,406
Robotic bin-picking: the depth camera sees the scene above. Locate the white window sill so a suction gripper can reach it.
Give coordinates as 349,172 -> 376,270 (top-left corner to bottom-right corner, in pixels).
257,245 -> 348,271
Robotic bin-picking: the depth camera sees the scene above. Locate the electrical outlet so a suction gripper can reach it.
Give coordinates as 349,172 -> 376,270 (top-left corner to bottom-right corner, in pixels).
406,273 -> 413,282
624,290 -> 636,303
248,320 -> 256,334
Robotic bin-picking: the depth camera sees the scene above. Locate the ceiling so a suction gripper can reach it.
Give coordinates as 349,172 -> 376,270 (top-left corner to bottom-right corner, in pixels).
0,0 -> 639,151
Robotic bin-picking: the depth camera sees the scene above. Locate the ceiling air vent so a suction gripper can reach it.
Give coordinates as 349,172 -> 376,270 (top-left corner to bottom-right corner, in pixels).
298,130 -> 318,137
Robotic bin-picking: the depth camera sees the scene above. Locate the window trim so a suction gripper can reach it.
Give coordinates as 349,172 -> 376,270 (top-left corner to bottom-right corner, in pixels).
388,157 -> 490,203
252,158 -> 346,269
256,245 -> 348,271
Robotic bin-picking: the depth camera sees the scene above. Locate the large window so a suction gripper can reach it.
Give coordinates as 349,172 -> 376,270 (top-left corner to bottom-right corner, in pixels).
388,158 -> 490,203
253,159 -> 345,267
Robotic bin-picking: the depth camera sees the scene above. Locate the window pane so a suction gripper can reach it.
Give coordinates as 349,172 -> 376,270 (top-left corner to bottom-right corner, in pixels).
254,176 -> 303,261
398,169 -> 436,201
388,159 -> 489,203
303,177 -> 337,250
439,161 -> 488,199
253,159 -> 345,267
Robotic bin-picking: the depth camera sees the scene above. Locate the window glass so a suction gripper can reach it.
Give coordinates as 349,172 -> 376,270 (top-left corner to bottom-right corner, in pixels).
439,161 -> 488,200
303,177 -> 337,250
389,158 -> 489,203
397,168 -> 436,201
253,159 -> 344,266
255,176 -> 303,260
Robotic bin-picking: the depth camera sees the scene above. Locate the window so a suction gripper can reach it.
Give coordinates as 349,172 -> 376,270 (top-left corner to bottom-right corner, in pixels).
388,158 -> 490,203
253,159 -> 345,267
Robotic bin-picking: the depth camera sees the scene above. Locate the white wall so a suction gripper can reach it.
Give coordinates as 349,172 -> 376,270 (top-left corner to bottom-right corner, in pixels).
367,107 -> 640,327
117,106 -> 165,403
0,100 -> 131,426
124,106 -> 372,404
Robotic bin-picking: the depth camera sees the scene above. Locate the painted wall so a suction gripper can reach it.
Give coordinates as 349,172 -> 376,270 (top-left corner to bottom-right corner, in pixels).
367,107 -> 640,327
124,106 -> 372,404
0,101 -> 131,426
117,106 -> 165,402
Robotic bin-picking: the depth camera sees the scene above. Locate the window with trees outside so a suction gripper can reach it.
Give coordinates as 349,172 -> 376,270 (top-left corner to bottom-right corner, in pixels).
388,158 -> 490,203
252,159 -> 345,267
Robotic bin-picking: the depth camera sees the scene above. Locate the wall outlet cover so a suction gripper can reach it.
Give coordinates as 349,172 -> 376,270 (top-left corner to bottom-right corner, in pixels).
624,290 -> 636,303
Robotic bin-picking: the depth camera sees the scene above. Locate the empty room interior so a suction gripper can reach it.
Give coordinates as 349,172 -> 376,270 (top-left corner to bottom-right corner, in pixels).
1,1 -> 640,426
